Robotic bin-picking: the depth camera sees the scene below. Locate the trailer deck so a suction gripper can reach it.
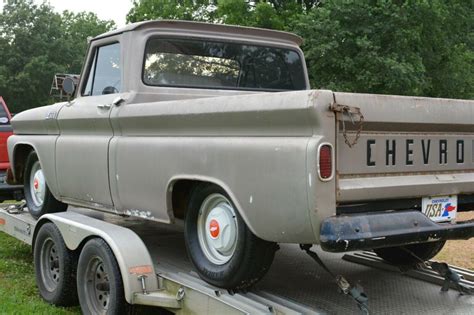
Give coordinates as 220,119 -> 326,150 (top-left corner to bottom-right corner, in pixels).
94,209 -> 474,314
1,206 -> 473,314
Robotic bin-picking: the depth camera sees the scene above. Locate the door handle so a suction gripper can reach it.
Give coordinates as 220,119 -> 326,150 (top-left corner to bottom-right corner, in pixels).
97,104 -> 111,110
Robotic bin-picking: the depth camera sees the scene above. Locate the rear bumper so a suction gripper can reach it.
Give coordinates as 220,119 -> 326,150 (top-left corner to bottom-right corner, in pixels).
320,210 -> 474,252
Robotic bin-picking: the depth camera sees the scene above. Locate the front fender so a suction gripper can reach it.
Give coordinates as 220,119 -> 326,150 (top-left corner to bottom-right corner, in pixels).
11,103 -> 66,135
8,136 -> 61,199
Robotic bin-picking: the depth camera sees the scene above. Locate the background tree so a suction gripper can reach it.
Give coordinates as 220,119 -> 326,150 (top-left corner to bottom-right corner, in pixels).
127,0 -> 473,99
0,0 -> 115,112
127,0 -> 217,23
293,0 -> 473,98
127,0 -> 318,29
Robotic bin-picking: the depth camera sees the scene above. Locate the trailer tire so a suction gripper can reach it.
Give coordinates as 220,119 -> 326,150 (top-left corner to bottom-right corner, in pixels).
374,240 -> 446,266
185,184 -> 277,290
24,151 -> 67,219
77,238 -> 129,315
34,222 -> 78,306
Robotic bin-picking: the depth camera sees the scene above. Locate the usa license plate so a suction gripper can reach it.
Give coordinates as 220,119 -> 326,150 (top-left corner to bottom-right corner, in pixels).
421,195 -> 457,222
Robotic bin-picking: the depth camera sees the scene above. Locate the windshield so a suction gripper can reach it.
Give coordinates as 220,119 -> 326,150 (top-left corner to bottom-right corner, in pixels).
143,38 -> 307,91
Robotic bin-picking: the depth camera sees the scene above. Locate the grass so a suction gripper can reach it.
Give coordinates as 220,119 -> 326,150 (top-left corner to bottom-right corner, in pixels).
0,232 -> 80,314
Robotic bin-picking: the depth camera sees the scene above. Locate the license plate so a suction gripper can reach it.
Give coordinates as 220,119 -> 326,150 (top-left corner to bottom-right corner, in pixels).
421,195 -> 457,222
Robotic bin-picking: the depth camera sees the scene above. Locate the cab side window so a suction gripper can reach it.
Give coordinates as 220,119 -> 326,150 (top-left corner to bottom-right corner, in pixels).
83,43 -> 121,96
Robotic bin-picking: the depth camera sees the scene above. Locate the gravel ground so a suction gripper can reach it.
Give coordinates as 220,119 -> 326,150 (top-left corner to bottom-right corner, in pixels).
435,211 -> 474,270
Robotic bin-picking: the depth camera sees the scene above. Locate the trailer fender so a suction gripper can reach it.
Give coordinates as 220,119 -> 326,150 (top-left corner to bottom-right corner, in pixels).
37,212 -> 159,304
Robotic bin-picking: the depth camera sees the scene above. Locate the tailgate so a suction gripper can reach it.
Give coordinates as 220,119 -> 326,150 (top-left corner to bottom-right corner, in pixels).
334,92 -> 474,204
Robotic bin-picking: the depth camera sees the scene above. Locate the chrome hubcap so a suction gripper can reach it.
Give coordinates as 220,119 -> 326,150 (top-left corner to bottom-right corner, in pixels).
30,161 -> 46,207
197,194 -> 238,265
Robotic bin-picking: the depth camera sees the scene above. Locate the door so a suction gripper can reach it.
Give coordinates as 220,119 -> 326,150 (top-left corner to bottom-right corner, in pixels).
56,41 -> 122,208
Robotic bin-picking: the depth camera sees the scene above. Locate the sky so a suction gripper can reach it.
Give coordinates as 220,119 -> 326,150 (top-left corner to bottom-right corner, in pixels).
0,0 -> 134,27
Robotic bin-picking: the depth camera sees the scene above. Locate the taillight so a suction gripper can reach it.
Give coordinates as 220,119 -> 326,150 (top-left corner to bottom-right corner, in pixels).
318,144 -> 333,180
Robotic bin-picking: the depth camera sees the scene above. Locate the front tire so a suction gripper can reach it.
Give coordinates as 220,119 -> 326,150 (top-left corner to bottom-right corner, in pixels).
77,238 -> 129,315
24,151 -> 67,219
374,241 -> 446,266
34,222 -> 78,306
184,184 -> 277,289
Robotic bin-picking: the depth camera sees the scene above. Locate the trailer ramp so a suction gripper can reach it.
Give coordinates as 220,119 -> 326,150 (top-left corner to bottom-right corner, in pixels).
342,251 -> 473,293
110,212 -> 474,315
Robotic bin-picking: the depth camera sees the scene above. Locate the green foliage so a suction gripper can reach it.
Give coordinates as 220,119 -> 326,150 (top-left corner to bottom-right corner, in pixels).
294,1 -> 427,95
127,0 -> 217,23
127,0 -> 317,30
293,0 -> 473,98
127,0 -> 473,99
216,0 -> 284,29
0,0 -> 115,112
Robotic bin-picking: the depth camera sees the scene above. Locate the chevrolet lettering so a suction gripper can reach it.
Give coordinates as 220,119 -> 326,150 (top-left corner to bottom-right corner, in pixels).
366,138 -> 473,167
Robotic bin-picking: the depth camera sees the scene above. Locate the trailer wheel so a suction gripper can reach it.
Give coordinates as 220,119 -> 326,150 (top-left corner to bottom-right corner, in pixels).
24,151 -> 67,219
34,222 -> 78,306
185,184 -> 277,289
77,238 -> 129,315
374,240 -> 446,266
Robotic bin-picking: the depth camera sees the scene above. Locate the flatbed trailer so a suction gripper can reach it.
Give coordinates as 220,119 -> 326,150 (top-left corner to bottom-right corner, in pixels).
1,206 -> 473,314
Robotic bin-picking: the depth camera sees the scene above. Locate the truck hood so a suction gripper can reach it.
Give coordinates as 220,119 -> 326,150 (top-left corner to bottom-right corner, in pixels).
11,103 -> 67,135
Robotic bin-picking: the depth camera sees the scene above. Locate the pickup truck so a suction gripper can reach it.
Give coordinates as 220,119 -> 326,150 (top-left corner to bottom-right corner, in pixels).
6,20 -> 474,300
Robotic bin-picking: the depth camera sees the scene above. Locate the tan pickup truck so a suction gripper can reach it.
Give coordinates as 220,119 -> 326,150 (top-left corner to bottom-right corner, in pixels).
7,20 -> 474,290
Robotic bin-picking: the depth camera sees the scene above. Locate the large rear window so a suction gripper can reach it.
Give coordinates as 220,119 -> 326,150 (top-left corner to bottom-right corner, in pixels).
143,38 -> 306,91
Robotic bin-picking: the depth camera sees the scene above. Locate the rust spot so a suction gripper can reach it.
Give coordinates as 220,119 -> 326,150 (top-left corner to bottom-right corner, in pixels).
0,218 -> 5,225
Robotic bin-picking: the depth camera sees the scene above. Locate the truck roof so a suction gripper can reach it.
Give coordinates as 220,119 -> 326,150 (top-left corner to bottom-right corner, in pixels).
93,20 -> 303,47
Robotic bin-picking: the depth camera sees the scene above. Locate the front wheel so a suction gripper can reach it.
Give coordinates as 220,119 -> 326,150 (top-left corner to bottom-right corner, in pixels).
184,184 -> 277,289
374,241 -> 446,267
24,151 -> 67,219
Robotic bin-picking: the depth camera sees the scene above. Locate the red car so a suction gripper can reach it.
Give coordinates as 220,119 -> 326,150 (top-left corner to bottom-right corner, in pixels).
0,96 -> 23,201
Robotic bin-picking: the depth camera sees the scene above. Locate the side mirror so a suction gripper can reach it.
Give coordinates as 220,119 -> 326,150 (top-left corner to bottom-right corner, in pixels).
62,76 -> 78,96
